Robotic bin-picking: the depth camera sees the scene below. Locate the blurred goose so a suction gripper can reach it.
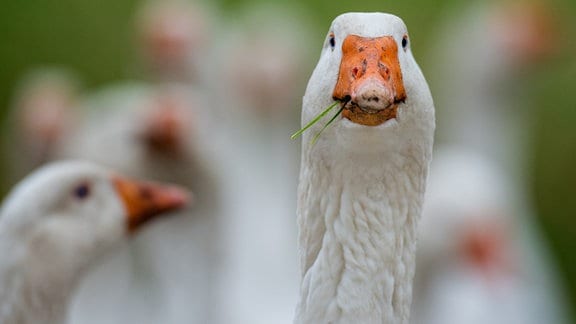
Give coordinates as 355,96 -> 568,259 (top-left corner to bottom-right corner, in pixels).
207,5 -> 313,323
432,1 -> 556,172
213,3 -> 312,120
421,2 -> 568,323
295,13 -> 434,323
59,83 -> 222,324
412,148 -> 529,324
0,160 -> 189,324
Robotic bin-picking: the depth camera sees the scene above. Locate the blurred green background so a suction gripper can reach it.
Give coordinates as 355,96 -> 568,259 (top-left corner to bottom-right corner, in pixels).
0,0 -> 575,319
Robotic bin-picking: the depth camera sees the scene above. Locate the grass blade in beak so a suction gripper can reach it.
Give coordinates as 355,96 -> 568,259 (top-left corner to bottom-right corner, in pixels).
291,101 -> 339,139
310,106 -> 344,146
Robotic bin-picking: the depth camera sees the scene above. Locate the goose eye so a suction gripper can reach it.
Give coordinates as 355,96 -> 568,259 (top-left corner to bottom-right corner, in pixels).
73,183 -> 91,200
329,32 -> 335,49
402,35 -> 409,50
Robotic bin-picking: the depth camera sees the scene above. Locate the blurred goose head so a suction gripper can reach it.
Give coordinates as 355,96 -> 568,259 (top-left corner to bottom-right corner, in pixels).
136,0 -> 211,80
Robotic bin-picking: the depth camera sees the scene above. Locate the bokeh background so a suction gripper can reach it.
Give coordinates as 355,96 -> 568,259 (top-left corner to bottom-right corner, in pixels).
0,0 -> 575,322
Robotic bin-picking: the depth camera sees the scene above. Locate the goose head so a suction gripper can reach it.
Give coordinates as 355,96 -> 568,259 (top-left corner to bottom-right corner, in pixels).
0,160 -> 190,276
136,0 -> 209,77
302,13 -> 434,153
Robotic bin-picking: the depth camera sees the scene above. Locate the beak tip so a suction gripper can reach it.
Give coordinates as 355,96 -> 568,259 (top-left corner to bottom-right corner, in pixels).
167,186 -> 193,208
113,176 -> 194,233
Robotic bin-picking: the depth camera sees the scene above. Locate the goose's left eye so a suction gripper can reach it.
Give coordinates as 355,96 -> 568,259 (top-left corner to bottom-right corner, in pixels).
402,35 -> 409,51
73,183 -> 91,200
329,32 -> 335,50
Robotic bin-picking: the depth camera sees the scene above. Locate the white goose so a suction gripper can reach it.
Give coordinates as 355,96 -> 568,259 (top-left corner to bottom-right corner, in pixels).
0,160 -> 189,324
412,148 -> 527,324
208,5 -> 312,323
295,13 -> 434,323
420,2 -> 569,323
58,83 -> 221,324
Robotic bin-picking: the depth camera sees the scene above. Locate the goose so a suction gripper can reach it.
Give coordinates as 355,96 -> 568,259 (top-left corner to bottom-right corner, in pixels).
294,13 -> 434,323
58,83 -> 222,324
431,1 -> 556,174
0,160 -> 189,324
412,147 -> 529,324
421,2 -> 569,323
208,5 -> 313,323
213,3 -> 313,120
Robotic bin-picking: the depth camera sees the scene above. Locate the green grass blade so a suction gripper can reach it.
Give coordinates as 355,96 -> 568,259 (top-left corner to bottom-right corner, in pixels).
310,106 -> 344,146
291,101 -> 339,139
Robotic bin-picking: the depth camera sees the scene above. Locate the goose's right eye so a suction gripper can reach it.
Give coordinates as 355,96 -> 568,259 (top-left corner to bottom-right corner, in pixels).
329,32 -> 335,50
73,183 -> 91,200
401,34 -> 409,51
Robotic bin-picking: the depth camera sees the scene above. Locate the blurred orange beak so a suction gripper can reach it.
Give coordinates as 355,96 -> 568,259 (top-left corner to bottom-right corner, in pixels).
333,35 -> 406,126
141,106 -> 185,156
112,176 -> 191,233
461,220 -> 514,278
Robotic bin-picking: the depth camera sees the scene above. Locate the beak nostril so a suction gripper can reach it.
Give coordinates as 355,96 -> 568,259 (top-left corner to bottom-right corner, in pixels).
379,62 -> 390,77
140,187 -> 153,200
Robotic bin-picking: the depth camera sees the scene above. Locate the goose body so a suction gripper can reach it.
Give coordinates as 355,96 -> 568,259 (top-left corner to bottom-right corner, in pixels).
295,13 -> 434,323
0,161 -> 189,324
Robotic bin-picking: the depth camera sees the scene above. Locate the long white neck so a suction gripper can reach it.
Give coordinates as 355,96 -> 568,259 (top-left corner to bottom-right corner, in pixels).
0,234 -> 78,324
295,145 -> 429,323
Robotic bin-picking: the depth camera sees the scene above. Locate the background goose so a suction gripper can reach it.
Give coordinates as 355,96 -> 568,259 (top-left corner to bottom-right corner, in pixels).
206,5 -> 312,323
418,2 -> 569,323
295,13 -> 434,323
412,148 -> 528,324
0,160 -> 189,324
58,83 -> 222,324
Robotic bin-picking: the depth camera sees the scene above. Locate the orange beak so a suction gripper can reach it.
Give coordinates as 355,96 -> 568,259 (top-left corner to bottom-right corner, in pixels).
112,176 -> 191,233
141,104 -> 186,156
333,35 -> 406,126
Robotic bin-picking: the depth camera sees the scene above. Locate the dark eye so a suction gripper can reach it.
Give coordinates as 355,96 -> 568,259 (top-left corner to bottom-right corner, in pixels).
402,35 -> 409,50
329,32 -> 335,49
73,183 -> 91,200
